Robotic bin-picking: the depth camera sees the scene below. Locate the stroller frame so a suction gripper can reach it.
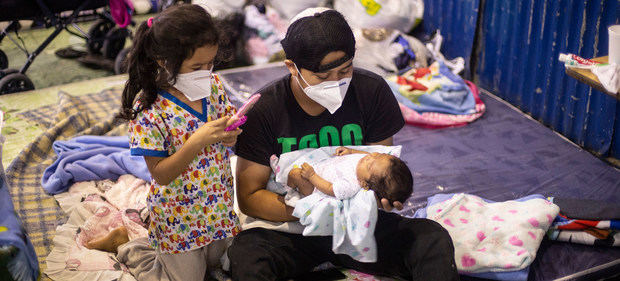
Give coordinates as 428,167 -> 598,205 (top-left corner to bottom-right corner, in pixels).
0,0 -> 130,94
0,0 -> 110,74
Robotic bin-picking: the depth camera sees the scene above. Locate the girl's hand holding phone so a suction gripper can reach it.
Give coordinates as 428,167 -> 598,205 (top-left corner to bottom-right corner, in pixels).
190,116 -> 242,147
221,133 -> 239,147
190,94 -> 260,148
225,94 -> 261,131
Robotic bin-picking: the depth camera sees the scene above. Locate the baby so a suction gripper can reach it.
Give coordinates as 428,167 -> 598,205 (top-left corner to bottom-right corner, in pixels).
287,146 -> 413,203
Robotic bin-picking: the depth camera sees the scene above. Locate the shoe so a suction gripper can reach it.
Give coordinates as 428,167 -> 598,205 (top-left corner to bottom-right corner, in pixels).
55,47 -> 87,59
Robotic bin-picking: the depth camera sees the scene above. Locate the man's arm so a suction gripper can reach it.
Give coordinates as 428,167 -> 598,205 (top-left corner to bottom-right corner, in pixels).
235,156 -> 297,222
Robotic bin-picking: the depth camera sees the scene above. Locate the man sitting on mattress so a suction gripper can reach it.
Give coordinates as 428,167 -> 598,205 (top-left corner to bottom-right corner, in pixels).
229,8 -> 459,281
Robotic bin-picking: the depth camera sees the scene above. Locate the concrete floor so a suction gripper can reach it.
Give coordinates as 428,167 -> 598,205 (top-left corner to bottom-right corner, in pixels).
1,15 -> 150,90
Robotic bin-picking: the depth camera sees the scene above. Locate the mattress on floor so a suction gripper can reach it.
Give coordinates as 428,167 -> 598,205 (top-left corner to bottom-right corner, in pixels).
218,63 -> 620,281
395,94 -> 620,281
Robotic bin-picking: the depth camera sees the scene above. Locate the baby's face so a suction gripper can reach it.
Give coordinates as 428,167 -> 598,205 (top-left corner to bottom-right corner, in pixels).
356,153 -> 393,188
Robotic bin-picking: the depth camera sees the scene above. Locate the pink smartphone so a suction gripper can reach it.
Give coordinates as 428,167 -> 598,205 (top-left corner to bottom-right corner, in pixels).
225,94 -> 261,131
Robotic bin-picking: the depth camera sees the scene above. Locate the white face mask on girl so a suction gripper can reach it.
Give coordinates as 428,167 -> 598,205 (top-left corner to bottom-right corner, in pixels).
294,64 -> 352,114
172,66 -> 213,101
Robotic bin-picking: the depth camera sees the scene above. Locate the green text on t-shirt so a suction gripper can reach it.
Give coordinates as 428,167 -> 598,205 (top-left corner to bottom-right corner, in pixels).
277,124 -> 363,153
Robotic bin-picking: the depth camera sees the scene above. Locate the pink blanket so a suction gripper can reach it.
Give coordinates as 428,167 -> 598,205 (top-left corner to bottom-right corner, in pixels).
46,175 -> 148,280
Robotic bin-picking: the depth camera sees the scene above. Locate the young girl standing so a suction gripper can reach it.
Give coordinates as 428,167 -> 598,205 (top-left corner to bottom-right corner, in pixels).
115,4 -> 241,280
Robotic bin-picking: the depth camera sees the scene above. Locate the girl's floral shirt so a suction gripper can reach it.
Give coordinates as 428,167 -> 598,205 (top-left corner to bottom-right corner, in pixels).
128,74 -> 241,254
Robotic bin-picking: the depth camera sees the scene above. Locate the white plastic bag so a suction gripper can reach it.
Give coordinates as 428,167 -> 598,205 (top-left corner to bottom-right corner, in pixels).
334,0 -> 423,32
353,28 -> 429,76
268,0 -> 329,22
426,30 -> 465,74
192,0 -> 246,18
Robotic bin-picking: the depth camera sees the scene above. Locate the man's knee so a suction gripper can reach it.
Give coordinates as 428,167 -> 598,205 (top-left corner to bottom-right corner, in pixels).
228,228 -> 278,281
409,219 -> 453,246
425,220 -> 453,246
400,219 -> 458,280
229,228 -> 271,258
391,217 -> 456,259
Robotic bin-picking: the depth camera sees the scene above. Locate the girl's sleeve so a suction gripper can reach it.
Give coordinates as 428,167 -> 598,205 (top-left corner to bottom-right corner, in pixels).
213,74 -> 237,117
128,109 -> 170,157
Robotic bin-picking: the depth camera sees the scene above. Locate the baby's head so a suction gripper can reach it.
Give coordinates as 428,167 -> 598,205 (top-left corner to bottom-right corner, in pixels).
356,153 -> 414,204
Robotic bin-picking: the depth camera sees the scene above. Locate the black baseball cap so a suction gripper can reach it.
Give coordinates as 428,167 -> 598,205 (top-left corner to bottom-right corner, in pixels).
281,8 -> 356,73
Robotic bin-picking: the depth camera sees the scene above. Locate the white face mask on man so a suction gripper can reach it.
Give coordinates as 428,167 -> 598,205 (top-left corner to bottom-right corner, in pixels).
293,64 -> 352,114
172,66 -> 214,101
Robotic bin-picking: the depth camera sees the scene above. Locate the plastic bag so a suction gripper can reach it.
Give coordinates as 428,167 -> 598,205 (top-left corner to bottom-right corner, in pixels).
353,28 -> 429,76
193,0 -> 246,18
243,5 -> 287,64
334,0 -> 423,32
268,0 -> 329,22
426,30 -> 466,74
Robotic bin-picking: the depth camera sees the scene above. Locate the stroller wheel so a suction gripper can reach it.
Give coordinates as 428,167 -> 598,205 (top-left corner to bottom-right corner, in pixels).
0,50 -> 8,70
0,69 -> 19,80
102,27 -> 128,60
114,48 -> 131,74
88,19 -> 114,54
0,73 -> 35,95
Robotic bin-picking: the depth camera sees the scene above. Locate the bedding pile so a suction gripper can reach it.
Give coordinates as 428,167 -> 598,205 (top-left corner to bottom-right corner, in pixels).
5,89 -> 126,277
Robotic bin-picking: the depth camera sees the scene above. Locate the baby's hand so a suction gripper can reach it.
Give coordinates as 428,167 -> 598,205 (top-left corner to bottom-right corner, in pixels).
300,163 -> 315,179
334,146 -> 352,156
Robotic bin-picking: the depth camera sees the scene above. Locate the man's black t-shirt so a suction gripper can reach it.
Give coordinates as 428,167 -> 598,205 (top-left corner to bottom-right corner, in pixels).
235,68 -> 405,166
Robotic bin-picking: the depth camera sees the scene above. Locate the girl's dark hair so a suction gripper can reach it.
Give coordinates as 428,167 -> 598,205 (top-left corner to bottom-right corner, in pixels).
367,156 -> 414,204
117,4 -> 220,120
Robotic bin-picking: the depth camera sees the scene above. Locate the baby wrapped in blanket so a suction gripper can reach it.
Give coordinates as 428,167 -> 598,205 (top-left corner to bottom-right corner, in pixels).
270,145 -> 413,262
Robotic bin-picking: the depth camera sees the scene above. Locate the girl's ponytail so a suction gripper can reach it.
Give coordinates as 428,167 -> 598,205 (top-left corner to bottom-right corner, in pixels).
117,21 -> 159,120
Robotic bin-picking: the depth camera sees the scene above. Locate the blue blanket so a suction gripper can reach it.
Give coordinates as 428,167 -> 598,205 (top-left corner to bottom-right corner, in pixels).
387,62 -> 476,115
1,140 -> 39,281
41,136 -> 151,195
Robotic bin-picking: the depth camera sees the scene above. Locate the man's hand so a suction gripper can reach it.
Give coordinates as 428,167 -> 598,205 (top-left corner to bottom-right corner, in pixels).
379,199 -> 404,211
300,163 -> 316,179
